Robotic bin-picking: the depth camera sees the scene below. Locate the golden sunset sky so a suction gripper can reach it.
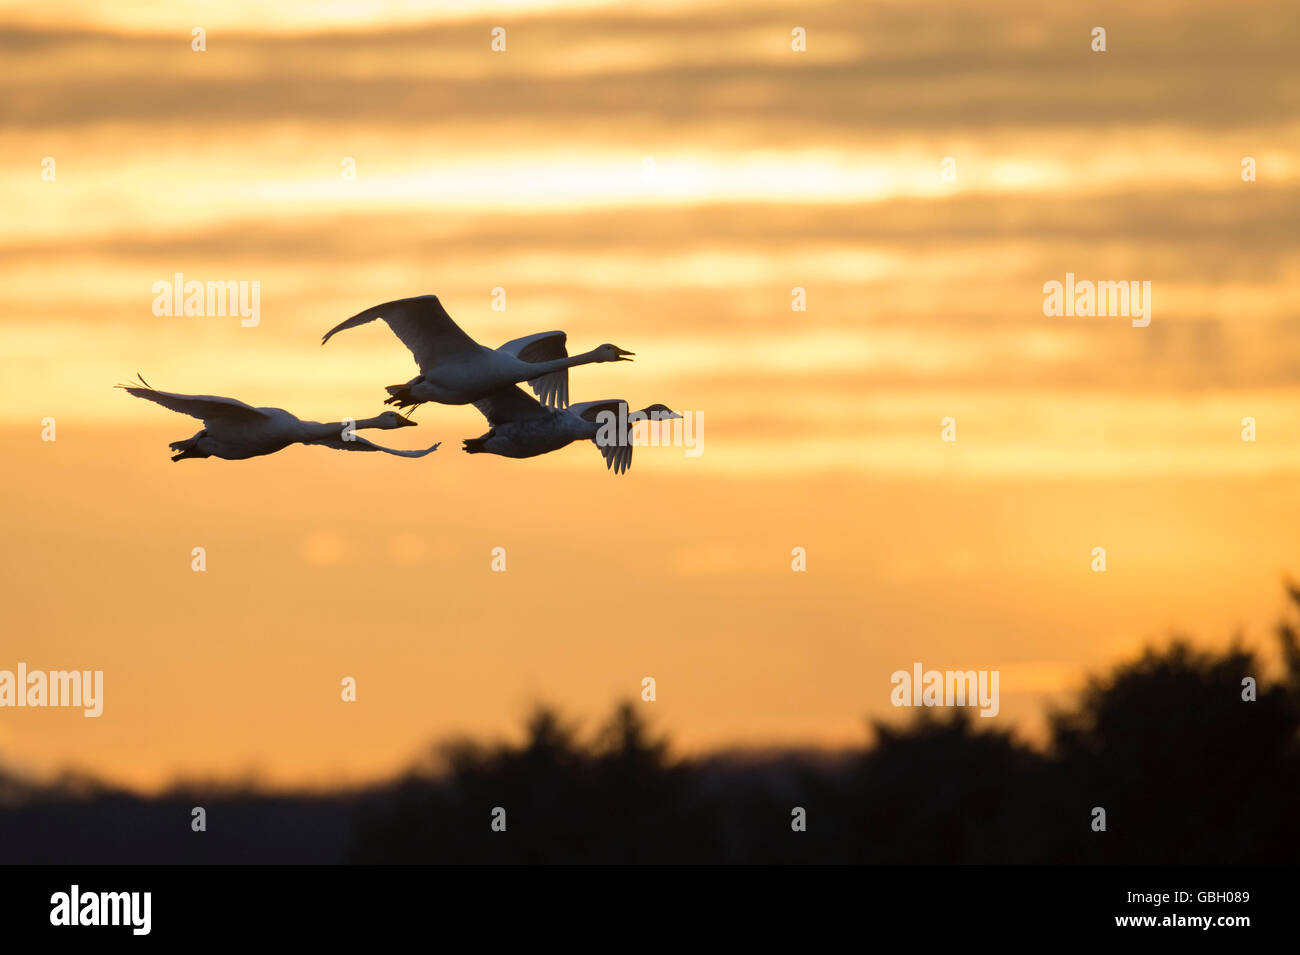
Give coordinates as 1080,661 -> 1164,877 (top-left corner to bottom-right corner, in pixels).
2,0 -> 1299,790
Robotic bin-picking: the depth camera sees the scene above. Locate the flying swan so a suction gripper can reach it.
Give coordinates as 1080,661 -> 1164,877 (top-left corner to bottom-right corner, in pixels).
463,385 -> 680,474
320,295 -> 634,411
118,376 -> 440,461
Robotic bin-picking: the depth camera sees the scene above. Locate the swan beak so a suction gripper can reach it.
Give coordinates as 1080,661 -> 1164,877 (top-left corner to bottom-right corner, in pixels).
395,414 -> 418,427
615,348 -> 635,362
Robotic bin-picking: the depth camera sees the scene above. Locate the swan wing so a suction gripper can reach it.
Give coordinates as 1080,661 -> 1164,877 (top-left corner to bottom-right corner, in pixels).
308,435 -> 442,457
497,330 -> 569,408
321,295 -> 481,372
595,436 -> 633,475
572,400 -> 633,474
118,382 -> 268,424
471,385 -> 546,425
568,399 -> 626,423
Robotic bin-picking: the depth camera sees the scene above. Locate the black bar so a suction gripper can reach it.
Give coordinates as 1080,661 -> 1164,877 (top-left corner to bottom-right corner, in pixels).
0,864 -> 1281,941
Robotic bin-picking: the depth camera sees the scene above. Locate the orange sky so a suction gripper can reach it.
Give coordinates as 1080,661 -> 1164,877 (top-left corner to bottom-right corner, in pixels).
2,0 -> 1299,790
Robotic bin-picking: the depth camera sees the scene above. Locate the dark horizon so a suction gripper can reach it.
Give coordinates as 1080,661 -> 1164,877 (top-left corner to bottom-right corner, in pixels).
4,585 -> 1297,864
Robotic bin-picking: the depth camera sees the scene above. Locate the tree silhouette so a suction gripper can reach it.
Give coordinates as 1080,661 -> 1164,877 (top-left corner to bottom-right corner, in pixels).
4,588 -> 1300,864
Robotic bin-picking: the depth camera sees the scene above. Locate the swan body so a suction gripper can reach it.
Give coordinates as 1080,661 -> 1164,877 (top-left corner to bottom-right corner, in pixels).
320,295 -> 633,411
118,377 -> 440,461
463,385 -> 680,474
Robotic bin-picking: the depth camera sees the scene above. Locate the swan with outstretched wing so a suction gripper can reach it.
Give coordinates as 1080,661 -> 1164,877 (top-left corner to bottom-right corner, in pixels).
320,295 -> 633,412
463,385 -> 679,474
118,376 -> 440,461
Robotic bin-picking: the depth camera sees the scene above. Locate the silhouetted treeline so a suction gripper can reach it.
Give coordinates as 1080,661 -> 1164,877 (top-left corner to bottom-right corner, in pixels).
4,588 -> 1300,864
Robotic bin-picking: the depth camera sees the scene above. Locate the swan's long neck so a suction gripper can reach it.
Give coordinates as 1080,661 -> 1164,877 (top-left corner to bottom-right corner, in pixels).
530,349 -> 606,375
307,416 -> 390,440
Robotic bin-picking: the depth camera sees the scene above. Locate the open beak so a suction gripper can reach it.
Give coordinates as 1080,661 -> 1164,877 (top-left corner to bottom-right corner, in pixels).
615,348 -> 635,362
395,414 -> 418,427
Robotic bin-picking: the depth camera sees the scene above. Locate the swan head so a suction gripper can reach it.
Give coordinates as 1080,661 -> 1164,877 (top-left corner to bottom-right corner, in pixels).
638,403 -> 682,420
376,411 -> 418,428
595,344 -> 635,362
